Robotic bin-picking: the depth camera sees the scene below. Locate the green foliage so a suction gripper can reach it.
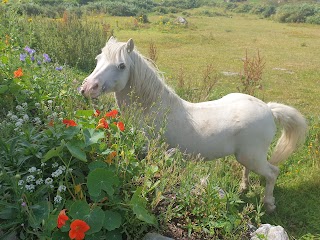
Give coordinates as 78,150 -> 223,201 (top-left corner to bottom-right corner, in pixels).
274,3 -> 320,24
29,13 -> 107,72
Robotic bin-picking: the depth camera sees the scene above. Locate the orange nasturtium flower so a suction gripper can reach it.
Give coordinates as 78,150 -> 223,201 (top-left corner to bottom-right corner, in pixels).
69,219 -> 90,240
105,109 -> 118,118
48,119 -> 54,127
57,209 -> 69,229
93,109 -> 101,117
62,119 -> 77,127
115,121 -> 125,131
96,118 -> 109,129
105,151 -> 117,164
13,68 -> 23,78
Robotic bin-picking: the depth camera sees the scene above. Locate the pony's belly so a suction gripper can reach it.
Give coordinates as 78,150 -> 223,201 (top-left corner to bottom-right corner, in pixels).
167,136 -> 236,160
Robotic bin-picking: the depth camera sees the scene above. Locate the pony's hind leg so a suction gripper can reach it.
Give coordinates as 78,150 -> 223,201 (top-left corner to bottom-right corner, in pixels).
236,153 -> 280,213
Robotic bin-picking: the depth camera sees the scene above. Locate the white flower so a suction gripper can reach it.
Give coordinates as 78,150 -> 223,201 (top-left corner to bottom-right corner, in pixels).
68,168 -> 73,173
47,100 -> 53,105
58,185 -> 66,192
54,195 -> 62,204
35,102 -> 40,108
36,178 -> 43,185
37,169 -> 42,174
40,162 -> 46,167
52,162 -> 59,168
28,167 -> 37,173
51,169 -> 63,178
15,122 -> 23,128
25,184 -> 35,192
33,117 -> 42,125
10,115 -> 18,121
16,105 -> 24,112
22,102 -> 28,108
22,114 -> 29,122
26,175 -> 35,183
18,180 -> 24,186
58,165 -> 66,172
6,111 -> 13,118
45,177 -> 53,185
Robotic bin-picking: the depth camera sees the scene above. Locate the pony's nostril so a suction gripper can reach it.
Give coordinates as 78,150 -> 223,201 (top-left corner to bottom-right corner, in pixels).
80,89 -> 85,95
92,83 -> 99,90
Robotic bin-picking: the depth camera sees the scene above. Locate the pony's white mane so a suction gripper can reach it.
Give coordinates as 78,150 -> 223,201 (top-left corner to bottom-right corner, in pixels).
102,38 -> 179,107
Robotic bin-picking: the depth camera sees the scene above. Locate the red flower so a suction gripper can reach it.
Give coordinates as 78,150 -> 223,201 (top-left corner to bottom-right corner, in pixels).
105,109 -> 118,118
96,118 -> 109,129
69,219 -> 90,240
14,68 -> 23,78
63,119 -> 77,127
115,121 -> 125,131
93,109 -> 101,117
57,209 -> 69,229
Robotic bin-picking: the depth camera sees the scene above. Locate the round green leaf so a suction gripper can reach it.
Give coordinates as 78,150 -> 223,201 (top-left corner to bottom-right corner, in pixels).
87,168 -> 119,197
69,201 -> 90,219
103,210 -> 122,231
106,230 -> 122,240
52,231 -> 69,240
84,207 -> 105,234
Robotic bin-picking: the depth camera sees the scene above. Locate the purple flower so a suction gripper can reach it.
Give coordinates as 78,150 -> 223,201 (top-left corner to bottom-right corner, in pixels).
55,66 -> 63,71
37,60 -> 42,65
43,53 -> 51,63
20,54 -> 27,61
21,202 -> 27,207
30,55 -> 35,61
24,46 -> 36,55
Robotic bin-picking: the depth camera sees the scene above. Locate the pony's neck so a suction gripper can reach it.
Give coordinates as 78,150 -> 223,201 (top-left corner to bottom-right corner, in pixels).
115,51 -> 184,113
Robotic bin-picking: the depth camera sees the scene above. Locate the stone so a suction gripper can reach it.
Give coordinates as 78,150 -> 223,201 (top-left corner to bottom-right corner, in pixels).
175,16 -> 188,25
251,224 -> 289,240
144,232 -> 174,240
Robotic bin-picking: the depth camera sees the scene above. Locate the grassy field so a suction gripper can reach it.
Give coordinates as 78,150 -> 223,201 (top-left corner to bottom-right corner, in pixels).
1,5 -> 320,239
104,9 -> 320,114
97,9 -> 320,239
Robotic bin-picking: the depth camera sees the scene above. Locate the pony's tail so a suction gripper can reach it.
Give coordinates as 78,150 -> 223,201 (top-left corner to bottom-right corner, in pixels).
268,102 -> 307,165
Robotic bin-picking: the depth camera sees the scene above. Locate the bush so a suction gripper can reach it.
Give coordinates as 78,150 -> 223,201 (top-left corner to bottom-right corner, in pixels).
29,12 -> 108,72
105,1 -> 138,16
306,14 -> 320,25
275,3 -> 319,23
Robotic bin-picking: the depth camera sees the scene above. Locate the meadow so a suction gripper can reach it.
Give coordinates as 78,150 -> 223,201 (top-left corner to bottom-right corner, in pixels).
0,2 -> 320,240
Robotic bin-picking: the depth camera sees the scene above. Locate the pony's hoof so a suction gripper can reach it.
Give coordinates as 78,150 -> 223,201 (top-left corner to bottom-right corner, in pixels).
265,204 -> 276,214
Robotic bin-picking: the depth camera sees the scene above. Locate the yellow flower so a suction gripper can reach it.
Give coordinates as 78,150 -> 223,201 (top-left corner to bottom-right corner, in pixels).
74,184 -> 84,199
2,0 -> 8,4
28,18 -> 32,22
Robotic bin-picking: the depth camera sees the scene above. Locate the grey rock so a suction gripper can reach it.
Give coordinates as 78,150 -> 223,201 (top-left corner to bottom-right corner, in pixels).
251,224 -> 289,240
175,16 -> 188,25
144,233 -> 174,240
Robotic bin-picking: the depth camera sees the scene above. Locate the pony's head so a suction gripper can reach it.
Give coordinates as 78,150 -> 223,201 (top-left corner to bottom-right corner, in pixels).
80,37 -> 134,98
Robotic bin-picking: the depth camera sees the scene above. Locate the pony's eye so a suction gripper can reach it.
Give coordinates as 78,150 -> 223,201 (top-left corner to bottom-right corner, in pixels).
118,63 -> 126,70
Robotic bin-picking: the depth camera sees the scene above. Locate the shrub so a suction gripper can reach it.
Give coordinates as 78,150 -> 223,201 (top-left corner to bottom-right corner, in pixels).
28,12 -> 108,72
105,2 -> 138,16
274,3 -> 318,23
306,14 -> 320,25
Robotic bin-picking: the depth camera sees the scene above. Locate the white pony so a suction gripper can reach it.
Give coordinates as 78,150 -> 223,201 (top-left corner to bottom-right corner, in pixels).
80,37 -> 307,213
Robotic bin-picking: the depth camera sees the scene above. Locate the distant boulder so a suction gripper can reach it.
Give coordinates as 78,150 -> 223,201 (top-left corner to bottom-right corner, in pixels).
175,16 -> 188,25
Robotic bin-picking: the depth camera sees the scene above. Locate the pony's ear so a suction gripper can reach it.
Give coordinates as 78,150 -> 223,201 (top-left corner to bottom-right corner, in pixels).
126,38 -> 134,53
108,36 -> 116,43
